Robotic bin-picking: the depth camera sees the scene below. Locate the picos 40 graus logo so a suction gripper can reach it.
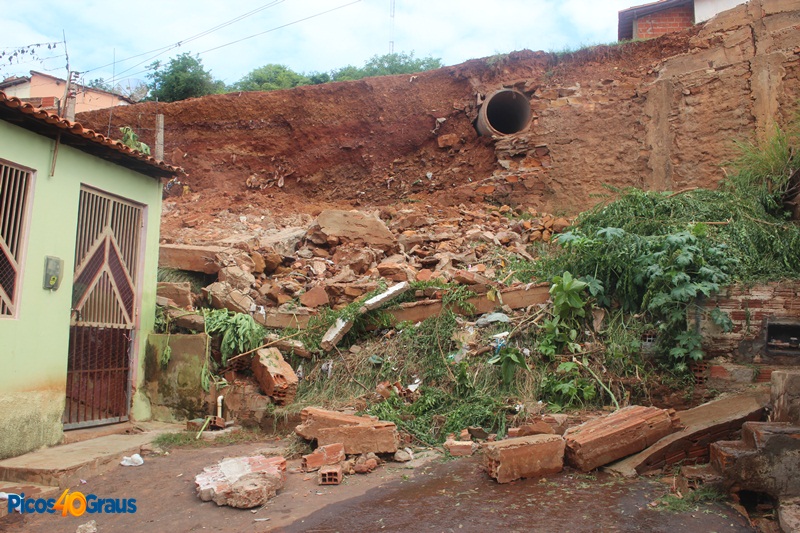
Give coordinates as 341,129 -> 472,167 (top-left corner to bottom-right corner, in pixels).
7,489 -> 136,516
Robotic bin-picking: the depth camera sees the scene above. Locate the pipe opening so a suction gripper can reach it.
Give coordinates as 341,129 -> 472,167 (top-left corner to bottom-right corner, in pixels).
477,89 -> 532,136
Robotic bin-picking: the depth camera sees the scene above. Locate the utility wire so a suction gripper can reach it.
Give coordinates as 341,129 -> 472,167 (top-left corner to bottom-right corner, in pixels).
81,0 -> 287,75
101,1 -> 362,82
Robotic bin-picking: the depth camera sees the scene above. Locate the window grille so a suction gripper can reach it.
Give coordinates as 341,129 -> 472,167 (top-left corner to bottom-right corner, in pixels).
0,161 -> 32,317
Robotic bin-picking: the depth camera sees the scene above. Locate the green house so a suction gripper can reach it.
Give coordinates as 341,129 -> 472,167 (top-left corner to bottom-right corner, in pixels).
0,91 -> 179,459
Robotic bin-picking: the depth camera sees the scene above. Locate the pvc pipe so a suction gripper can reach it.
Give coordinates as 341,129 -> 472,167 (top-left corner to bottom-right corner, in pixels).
217,395 -> 224,418
476,89 -> 532,136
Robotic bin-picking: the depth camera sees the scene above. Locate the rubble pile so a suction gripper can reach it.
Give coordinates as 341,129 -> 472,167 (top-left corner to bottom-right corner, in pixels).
157,205 -> 571,331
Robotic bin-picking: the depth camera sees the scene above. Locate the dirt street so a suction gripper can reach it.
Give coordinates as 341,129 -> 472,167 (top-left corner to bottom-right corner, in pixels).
0,440 -> 752,533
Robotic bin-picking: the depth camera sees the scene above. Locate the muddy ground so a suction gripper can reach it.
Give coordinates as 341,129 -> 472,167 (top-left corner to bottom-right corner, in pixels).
1,439 -> 753,533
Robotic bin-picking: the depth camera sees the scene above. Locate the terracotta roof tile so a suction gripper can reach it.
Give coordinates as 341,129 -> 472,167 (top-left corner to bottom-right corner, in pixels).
0,90 -> 183,177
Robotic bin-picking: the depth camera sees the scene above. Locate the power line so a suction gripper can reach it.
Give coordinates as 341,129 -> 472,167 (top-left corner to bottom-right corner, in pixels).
198,1 -> 362,55
81,0 -> 288,75
105,1 -> 363,82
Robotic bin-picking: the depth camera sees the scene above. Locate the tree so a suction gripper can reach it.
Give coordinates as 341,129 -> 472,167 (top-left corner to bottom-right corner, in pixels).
361,52 -> 442,77
329,52 -> 443,82
232,64 -> 310,92
146,53 -> 224,102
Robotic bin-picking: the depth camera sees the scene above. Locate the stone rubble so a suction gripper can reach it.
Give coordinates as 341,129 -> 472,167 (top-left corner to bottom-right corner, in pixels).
195,455 -> 287,508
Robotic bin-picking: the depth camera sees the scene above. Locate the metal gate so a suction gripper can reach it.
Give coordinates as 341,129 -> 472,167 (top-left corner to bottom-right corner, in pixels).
64,187 -> 143,429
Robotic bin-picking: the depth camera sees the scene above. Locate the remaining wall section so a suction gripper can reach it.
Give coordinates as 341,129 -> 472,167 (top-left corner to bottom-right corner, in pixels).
698,281 -> 800,363
635,4 -> 696,39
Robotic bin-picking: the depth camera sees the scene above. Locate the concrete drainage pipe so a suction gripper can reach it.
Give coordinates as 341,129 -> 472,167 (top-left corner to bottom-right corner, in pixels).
476,89 -> 532,136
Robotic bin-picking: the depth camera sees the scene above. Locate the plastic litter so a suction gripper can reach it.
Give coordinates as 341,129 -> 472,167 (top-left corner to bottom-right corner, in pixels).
0,492 -> 21,513
476,312 -> 510,327
120,453 -> 144,467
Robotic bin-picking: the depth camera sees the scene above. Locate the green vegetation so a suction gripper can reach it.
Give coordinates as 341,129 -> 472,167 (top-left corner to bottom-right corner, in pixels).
146,53 -> 225,102
119,126 -> 150,155
653,486 -> 725,513
152,428 -> 266,450
143,51 -> 443,100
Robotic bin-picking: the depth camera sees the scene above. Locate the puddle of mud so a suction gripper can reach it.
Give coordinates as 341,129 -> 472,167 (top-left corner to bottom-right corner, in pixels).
277,457 -> 754,533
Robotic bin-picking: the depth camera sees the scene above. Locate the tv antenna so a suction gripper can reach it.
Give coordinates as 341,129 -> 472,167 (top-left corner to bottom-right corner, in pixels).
389,0 -> 396,53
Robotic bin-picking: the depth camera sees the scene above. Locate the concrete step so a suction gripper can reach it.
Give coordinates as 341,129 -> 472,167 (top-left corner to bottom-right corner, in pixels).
0,432 -> 158,490
742,421 -> 800,451
676,463 -> 724,495
710,439 -> 757,473
0,481 -> 60,518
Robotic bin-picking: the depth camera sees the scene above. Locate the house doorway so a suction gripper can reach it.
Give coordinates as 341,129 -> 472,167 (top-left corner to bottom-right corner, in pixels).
63,186 -> 144,429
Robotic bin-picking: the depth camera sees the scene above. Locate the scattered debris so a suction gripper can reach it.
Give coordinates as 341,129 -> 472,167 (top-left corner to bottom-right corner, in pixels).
251,347 -> 298,405
120,453 -> 144,467
302,443 -> 346,472
195,455 -> 286,508
296,408 -> 399,454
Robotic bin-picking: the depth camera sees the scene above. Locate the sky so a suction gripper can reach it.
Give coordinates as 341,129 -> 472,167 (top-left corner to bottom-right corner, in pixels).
0,0 -> 636,90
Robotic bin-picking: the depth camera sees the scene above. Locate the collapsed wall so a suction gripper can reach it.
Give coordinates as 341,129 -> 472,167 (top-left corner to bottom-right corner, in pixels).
77,0 -> 800,215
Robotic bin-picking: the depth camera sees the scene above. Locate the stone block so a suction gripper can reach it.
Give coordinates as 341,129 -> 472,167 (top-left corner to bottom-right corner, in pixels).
437,133 -> 459,148
507,421 -> 555,438
195,455 -> 286,508
160,243 -> 226,274
295,408 -> 378,441
772,370 -> 800,424
484,435 -> 565,484
445,439 -> 476,457
204,281 -> 254,314
317,422 -> 399,455
306,210 -> 397,251
299,285 -> 330,308
302,443 -> 345,472
318,464 -> 343,485
218,266 -> 256,292
565,406 -> 680,472
251,348 -> 298,406
157,282 -> 194,309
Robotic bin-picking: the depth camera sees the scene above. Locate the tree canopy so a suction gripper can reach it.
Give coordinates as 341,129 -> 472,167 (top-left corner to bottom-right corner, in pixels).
232,51 -> 443,93
146,53 -> 224,102
232,64 -> 311,92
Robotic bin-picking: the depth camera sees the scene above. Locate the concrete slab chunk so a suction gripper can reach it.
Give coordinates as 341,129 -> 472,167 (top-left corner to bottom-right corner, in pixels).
195,455 -> 286,508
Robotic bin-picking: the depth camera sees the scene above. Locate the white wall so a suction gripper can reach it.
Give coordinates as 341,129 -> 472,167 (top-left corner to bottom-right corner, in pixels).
695,0 -> 747,22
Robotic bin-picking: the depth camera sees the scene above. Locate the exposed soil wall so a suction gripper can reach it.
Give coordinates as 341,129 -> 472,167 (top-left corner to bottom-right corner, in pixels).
77,0 -> 800,219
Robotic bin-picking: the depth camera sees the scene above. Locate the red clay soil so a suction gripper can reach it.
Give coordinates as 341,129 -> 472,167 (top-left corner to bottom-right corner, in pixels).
75,32 -> 698,236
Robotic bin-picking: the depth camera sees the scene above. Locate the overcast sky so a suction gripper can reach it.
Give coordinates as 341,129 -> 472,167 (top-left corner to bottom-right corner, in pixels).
1,0 -> 635,89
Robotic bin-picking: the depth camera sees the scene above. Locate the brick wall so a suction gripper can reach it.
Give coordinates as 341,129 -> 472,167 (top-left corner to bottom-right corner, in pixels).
635,5 -> 695,39
698,281 -> 800,364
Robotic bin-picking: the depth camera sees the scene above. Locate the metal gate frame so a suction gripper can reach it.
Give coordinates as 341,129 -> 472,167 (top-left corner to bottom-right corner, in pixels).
64,186 -> 145,429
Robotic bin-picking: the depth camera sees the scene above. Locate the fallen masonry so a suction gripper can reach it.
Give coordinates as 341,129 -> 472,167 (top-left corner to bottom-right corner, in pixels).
296,408 -> 399,455
302,442 -> 346,472
484,434 -> 565,484
564,406 -> 682,472
195,455 -> 286,508
251,347 -> 298,406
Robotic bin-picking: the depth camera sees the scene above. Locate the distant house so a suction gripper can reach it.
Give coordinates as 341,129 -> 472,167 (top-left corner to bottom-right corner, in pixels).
0,91 -> 180,460
0,70 -> 133,115
618,0 -> 747,41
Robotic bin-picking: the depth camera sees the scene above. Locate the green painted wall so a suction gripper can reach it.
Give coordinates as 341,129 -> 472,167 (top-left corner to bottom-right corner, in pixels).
0,120 -> 163,459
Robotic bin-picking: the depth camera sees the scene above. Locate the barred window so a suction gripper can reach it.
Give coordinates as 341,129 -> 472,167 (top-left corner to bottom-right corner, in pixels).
0,161 -> 32,317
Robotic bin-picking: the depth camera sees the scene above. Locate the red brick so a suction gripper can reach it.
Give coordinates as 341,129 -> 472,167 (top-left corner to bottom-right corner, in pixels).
251,348 -> 298,406
484,435 -> 565,484
445,439 -> 476,457
299,285 -> 329,308
317,423 -> 398,455
301,442 -> 345,472
318,464 -> 343,485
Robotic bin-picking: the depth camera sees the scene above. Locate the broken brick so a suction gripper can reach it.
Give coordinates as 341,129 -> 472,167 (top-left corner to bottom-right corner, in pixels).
445,439 -> 476,457
318,464 -> 343,485
251,348 -> 298,405
484,435 -> 565,484
507,421 -> 555,438
299,285 -> 330,308
301,443 -> 345,472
